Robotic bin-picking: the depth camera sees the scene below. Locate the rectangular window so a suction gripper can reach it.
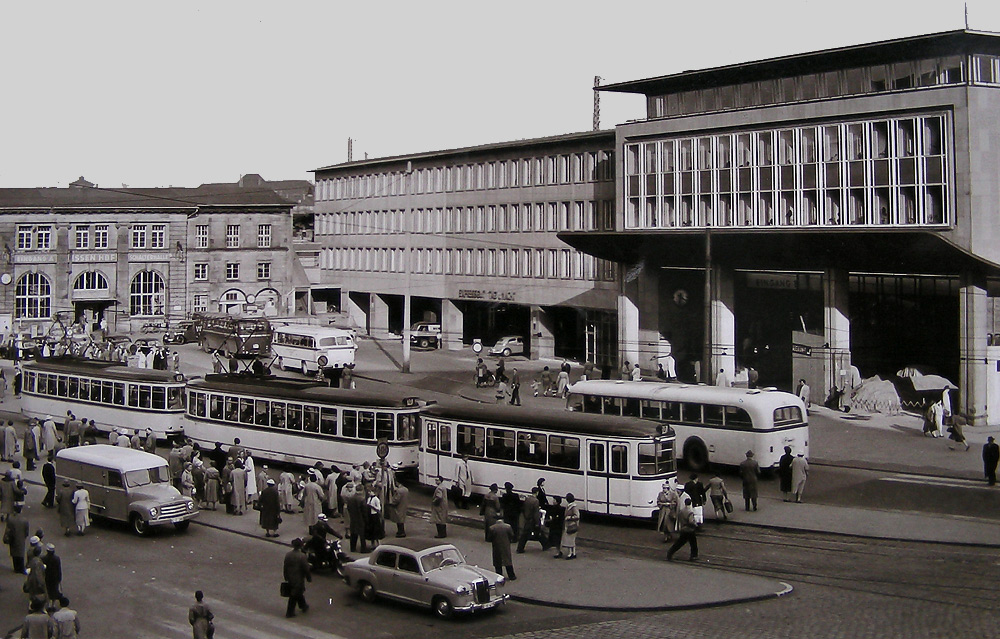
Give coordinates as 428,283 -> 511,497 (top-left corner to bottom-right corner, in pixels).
195,225 -> 209,249
17,226 -> 31,250
75,226 -> 90,249
193,294 -> 207,313
610,444 -> 628,474
548,435 -> 580,469
150,224 -> 166,249
94,224 -> 110,249
257,262 -> 271,280
516,432 -> 547,465
456,425 -> 485,457
226,263 -> 240,280
131,225 -> 147,249
193,263 -> 208,280
226,224 -> 240,248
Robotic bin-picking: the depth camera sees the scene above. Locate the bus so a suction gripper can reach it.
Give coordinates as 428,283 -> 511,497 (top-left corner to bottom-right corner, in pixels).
564,380 -> 808,472
20,358 -> 187,441
418,401 -> 676,518
183,375 -> 423,470
271,325 -> 357,376
195,313 -> 272,359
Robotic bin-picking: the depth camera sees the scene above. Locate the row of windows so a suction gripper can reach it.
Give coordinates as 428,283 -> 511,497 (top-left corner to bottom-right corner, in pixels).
322,246 -> 617,282
624,114 -> 950,229
193,262 -> 271,281
316,150 -> 615,202
571,394 -> 803,429
194,224 -> 273,249
24,371 -> 185,410
317,200 -> 615,237
14,270 -> 165,319
186,391 -> 419,441
646,55 -> 970,119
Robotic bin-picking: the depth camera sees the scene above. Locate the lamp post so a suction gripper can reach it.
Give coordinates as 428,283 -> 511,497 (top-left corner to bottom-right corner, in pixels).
401,161 -> 413,374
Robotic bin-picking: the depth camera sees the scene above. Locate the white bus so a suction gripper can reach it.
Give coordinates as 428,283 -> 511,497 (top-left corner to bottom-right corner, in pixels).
271,325 -> 357,376
184,375 -> 422,470
419,400 -> 676,518
565,380 -> 808,472
20,358 -> 187,441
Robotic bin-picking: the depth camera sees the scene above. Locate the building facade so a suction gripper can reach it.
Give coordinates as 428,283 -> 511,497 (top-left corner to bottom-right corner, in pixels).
0,180 -> 296,335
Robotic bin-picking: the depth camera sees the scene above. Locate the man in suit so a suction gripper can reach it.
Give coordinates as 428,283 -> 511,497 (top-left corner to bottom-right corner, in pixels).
282,538 -> 312,618
487,516 -> 517,580
515,487 -> 549,553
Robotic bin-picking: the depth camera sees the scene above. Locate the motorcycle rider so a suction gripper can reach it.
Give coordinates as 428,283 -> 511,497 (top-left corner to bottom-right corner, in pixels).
306,513 -> 344,569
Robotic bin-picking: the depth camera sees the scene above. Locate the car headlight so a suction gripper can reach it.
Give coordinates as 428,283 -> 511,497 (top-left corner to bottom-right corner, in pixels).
496,576 -> 505,586
149,507 -> 158,519
187,501 -> 195,511
455,584 -> 470,594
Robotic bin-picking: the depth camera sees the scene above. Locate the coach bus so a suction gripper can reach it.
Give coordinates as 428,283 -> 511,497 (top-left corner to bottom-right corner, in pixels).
20,358 -> 187,441
270,325 -> 357,376
418,400 -> 676,518
184,375 -> 422,470
195,313 -> 272,359
564,380 -> 808,472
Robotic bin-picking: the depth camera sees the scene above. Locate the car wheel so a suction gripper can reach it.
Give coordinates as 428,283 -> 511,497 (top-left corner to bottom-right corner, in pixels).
359,581 -> 377,602
502,348 -> 511,357
432,596 -> 454,619
174,521 -> 191,532
418,338 -> 429,348
683,438 -> 709,472
130,513 -> 149,536
301,361 -> 309,377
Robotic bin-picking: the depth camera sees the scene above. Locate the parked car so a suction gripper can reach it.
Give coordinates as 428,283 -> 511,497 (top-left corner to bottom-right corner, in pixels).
163,321 -> 197,345
342,539 -> 508,619
409,322 -> 441,349
488,335 -> 524,357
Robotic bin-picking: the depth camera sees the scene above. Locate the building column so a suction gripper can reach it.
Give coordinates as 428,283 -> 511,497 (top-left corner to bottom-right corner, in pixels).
619,278 -> 640,373
710,265 -> 736,384
531,306 -> 555,360
959,273 -> 989,426
823,267 -> 852,402
370,293 -> 390,335
441,299 -> 463,351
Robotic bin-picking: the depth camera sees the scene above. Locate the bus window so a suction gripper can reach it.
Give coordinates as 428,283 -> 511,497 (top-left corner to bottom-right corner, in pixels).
439,424 -> 452,452
725,406 -> 752,428
375,412 -> 393,439
640,400 -> 660,420
704,404 -> 724,426
256,400 -> 270,426
320,408 -> 337,435
486,428 -> 514,460
663,401 -> 681,421
610,444 -> 628,474
343,410 -> 358,437
304,406 -> 319,433
517,432 -> 547,466
396,414 -> 415,441
358,411 -> 376,439
773,406 -> 803,425
589,442 -> 605,472
548,435 -> 580,469
271,402 -> 286,428
239,398 -> 254,424
426,421 -> 438,451
638,440 -> 674,475
456,425 -> 485,458
680,403 -> 701,423
287,404 -> 303,431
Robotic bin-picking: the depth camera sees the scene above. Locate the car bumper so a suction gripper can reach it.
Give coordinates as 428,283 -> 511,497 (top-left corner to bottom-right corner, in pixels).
453,594 -> 508,613
149,511 -> 199,527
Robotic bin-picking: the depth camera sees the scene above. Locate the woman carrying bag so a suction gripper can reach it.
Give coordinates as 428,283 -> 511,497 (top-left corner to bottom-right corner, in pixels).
560,493 -> 580,560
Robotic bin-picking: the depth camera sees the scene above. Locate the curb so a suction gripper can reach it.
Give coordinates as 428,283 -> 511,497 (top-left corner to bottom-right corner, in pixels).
507,581 -> 794,612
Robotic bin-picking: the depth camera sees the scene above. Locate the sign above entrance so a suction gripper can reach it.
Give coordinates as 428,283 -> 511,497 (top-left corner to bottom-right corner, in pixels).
457,289 -> 516,302
746,273 -> 798,290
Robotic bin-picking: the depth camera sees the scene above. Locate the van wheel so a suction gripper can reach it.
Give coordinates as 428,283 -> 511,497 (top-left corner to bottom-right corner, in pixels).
130,514 -> 150,536
418,338 -> 430,349
683,439 -> 709,472
174,521 -> 191,532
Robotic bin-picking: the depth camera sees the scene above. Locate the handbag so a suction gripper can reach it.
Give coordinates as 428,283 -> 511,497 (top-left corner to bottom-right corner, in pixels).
693,505 -> 705,525
565,520 -> 579,535
2,527 -> 11,545
280,581 -> 292,597
724,498 -> 734,514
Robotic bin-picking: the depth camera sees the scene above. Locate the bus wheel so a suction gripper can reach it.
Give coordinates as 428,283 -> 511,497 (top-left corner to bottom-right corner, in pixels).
683,439 -> 709,472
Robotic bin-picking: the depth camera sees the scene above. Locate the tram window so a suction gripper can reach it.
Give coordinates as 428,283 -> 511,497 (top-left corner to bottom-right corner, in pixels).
139,386 -> 153,409
375,412 -> 393,440
426,421 -> 438,450
358,411 -> 376,439
168,388 -> 183,409
153,387 -> 166,409
486,428 -> 514,460
194,393 -> 206,417
225,398 -> 239,422
304,406 -> 320,433
638,441 -> 674,475
517,432 -> 547,466
127,385 -> 138,407
610,444 -> 628,474
456,425 -> 485,458
79,379 -> 90,399
271,402 -> 286,429
589,443 -> 605,472
548,435 -> 580,469
343,410 -> 358,437
210,396 -> 223,420
396,414 -> 415,441
256,400 -> 270,427
725,406 -> 752,428
640,400 -> 660,420
662,401 -> 681,421
320,408 -> 337,435
439,424 -> 452,452
288,404 -> 303,431
773,406 -> 803,426
680,403 -> 701,423
704,404 -> 724,425
102,381 -> 113,404
112,383 -> 125,406
58,375 -> 68,397
68,377 -> 79,399
48,375 -> 57,395
239,398 -> 254,424
24,372 -> 34,393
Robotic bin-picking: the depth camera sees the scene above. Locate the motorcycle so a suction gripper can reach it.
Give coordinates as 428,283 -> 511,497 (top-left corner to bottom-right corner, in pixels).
307,537 -> 351,577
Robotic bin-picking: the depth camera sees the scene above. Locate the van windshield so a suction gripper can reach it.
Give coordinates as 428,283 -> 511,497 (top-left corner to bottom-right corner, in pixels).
125,466 -> 170,487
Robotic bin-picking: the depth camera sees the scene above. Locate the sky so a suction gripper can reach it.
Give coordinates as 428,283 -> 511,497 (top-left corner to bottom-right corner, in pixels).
2,0 -> 999,189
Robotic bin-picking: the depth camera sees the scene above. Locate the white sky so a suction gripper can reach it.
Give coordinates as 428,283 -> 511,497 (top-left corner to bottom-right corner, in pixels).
1,0 -> 998,188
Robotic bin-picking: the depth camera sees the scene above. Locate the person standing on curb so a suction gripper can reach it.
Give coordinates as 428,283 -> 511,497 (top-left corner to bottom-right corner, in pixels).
479,483 -> 501,541
40,453 -> 56,509
516,487 -> 548,553
453,455 -> 472,510
499,482 -> 521,539
778,446 -> 794,502
547,495 -> 565,557
55,480 -> 75,536
739,450 -> 760,511
487,515 -> 516,580
388,480 -> 409,538
666,496 -> 699,562
983,436 -> 1000,486
707,473 -> 729,521
282,538 -> 311,618
655,480 -> 677,542
431,476 -> 449,538
188,590 -> 214,639
51,596 -> 81,639
559,494 -> 579,559
260,478 -> 281,538
791,453 -> 809,503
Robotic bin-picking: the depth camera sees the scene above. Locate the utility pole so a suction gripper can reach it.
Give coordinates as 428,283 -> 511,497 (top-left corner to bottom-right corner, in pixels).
593,76 -> 602,131
348,137 -> 353,162
401,161 -> 414,373
702,229 -> 712,385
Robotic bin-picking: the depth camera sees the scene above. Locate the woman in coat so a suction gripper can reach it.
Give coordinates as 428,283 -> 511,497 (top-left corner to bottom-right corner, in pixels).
229,461 -> 247,515
387,481 -> 409,538
778,446 -> 794,502
23,421 -> 38,470
561,494 -> 580,559
55,480 -> 76,535
479,483 -> 501,540
300,475 -> 325,530
431,476 -> 450,538
259,479 -> 282,538
278,471 -> 296,513
203,465 -> 220,510
1,420 -> 16,462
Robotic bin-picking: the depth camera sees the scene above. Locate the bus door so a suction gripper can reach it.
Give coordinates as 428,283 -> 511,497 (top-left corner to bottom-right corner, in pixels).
585,440 -> 631,515
422,420 -> 452,484
585,441 -> 609,514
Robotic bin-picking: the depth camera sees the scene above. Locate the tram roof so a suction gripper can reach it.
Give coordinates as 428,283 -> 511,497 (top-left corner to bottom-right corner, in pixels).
424,400 -> 668,439
567,380 -> 803,409
188,375 -> 424,409
56,444 -> 168,473
23,358 -> 186,384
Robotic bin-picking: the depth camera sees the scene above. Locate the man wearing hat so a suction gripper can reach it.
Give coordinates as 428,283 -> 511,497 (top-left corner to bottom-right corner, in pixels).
143,428 -> 157,454
259,476 -> 281,538
307,512 -> 343,567
5,505 -> 29,573
44,542 -> 62,604
984,436 -> 1000,486
739,449 -> 761,511
499,482 -> 522,539
56,479 -> 76,536
282,538 -> 311,618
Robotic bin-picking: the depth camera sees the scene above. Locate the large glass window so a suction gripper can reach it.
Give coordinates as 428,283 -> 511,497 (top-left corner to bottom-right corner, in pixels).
15,272 -> 51,319
129,270 -> 164,316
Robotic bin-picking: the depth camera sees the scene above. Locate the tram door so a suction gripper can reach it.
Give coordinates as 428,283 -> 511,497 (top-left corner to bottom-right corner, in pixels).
585,440 -> 632,515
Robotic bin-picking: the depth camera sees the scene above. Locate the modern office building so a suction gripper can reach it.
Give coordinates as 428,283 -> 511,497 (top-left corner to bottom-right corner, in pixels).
559,29 -> 1000,424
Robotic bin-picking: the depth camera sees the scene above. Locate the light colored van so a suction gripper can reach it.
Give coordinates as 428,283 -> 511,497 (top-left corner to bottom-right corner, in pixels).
272,324 -> 357,375
55,445 -> 198,535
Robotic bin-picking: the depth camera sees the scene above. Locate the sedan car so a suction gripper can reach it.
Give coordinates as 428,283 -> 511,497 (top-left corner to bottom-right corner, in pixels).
488,335 -> 524,357
409,322 -> 441,349
342,539 -> 507,618
163,321 -> 197,345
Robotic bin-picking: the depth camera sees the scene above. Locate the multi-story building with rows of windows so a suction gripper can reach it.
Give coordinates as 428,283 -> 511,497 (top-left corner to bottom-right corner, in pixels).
0,178 -> 296,334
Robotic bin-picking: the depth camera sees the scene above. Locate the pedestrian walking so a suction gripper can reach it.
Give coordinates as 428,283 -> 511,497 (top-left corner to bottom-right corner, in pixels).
301,473 -> 325,531
260,479 -> 281,538
40,453 -> 56,508
431,476 -> 449,538
278,470 -> 296,513
516,487 -> 549,552
453,455 -> 472,509
666,496 -> 699,561
347,481 -> 368,551
44,543 -> 62,604
364,487 -> 384,549
41,416 -> 59,454
0,470 -> 15,522
282,538 -> 311,618
538,366 -> 553,396
487,516 -> 517,580
24,545 -> 47,608
707,473 -> 729,521
509,368 -> 522,405
739,450 -> 760,511
2,419 -> 16,461
495,377 -> 511,403
51,596 -> 81,639
5,504 -> 29,572
479,483 -> 501,540
946,415 -> 971,451
778,445 -> 794,501
655,480 -> 677,541
560,493 -> 580,559
13,363 -> 22,397
71,483 -> 90,535
556,366 -> 570,398
55,480 -> 75,536
188,590 -> 214,639
683,474 -> 706,524
21,599 -> 54,639
499,482 -> 521,539
791,453 -> 809,503
547,495 -> 565,556
984,436 -> 1000,486
387,480 -> 409,538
